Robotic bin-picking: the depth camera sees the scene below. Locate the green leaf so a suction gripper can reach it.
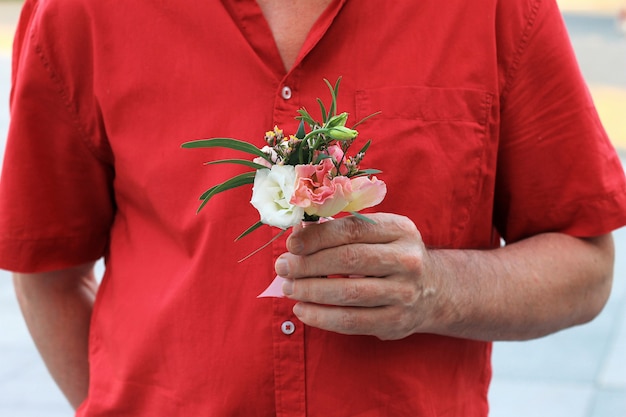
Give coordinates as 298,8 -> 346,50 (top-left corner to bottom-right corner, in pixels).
286,146 -> 303,166
238,229 -> 287,262
317,98 -> 328,124
352,110 -> 382,129
324,78 -> 338,118
303,127 -> 329,143
313,153 -> 334,164
349,211 -> 377,224
204,159 -> 269,170
295,120 -> 307,140
357,139 -> 372,155
235,221 -> 265,241
296,109 -> 316,128
196,172 -> 255,213
200,172 -> 255,199
352,168 -> 383,177
333,77 -> 342,96
182,138 -> 269,160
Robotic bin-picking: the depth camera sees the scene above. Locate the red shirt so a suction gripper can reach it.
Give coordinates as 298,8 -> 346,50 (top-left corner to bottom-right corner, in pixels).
2,0 -> 626,415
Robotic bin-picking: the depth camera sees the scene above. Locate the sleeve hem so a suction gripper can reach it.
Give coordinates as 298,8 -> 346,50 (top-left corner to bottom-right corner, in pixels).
501,187 -> 626,243
0,233 -> 108,273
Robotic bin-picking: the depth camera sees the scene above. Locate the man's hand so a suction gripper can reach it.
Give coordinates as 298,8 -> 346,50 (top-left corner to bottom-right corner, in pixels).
275,213 -> 615,341
275,213 -> 439,340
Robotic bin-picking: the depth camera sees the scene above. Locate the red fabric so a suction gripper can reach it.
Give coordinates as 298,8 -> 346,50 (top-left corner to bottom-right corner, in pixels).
1,0 -> 626,415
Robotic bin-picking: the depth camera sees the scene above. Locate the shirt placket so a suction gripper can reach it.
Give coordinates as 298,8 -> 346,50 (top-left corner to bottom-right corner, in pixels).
271,288 -> 306,417
264,1 -> 347,411
270,77 -> 307,417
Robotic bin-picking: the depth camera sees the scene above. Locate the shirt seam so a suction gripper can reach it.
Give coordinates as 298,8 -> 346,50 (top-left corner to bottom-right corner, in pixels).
499,0 -> 542,102
30,29 -> 110,165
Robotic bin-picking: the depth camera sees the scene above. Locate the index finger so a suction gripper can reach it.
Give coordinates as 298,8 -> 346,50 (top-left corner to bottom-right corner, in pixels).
287,213 -> 419,255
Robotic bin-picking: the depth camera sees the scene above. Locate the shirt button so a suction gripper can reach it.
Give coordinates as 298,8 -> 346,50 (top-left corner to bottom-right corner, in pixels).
281,86 -> 292,100
281,320 -> 296,335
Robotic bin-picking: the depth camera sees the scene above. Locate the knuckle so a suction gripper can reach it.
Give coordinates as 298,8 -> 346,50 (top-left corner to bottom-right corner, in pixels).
340,311 -> 360,332
396,284 -> 419,306
341,281 -> 362,303
340,216 -> 366,242
339,245 -> 361,269
397,250 -> 423,275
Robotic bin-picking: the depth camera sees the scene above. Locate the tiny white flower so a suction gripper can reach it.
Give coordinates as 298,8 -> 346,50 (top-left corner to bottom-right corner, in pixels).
250,165 -> 304,229
260,146 -> 280,164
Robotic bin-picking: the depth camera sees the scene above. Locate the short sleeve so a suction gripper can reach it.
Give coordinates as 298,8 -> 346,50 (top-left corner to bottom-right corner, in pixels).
494,0 -> 626,242
0,0 -> 115,272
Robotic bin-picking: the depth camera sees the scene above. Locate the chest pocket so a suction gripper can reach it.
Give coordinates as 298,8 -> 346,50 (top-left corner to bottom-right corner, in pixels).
355,86 -> 494,248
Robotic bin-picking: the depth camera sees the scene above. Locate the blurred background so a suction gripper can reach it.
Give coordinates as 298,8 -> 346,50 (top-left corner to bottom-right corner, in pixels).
0,0 -> 625,416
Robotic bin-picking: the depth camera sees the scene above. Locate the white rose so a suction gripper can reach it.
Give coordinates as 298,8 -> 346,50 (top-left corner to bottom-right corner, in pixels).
250,165 -> 304,229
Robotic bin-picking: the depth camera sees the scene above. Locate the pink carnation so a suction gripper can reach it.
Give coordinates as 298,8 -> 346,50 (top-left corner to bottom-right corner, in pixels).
291,159 -> 387,218
291,160 -> 349,217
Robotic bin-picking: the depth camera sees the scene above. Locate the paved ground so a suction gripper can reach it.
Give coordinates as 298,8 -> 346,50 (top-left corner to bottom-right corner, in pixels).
0,1 -> 625,416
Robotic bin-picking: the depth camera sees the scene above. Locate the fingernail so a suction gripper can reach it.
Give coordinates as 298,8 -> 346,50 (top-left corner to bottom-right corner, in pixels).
282,279 -> 294,296
293,303 -> 303,317
275,258 -> 289,277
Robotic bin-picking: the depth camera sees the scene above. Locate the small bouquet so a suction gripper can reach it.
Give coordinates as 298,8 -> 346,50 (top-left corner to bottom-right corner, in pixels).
182,78 -> 386,258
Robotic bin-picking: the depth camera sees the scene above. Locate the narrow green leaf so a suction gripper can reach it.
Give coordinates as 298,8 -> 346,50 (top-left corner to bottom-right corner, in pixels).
332,77 -> 342,117
298,138 -> 306,164
182,138 -> 269,160
357,139 -> 372,155
196,172 -> 255,213
353,168 -> 383,177
317,98 -> 328,124
350,211 -> 377,224
196,195 -> 213,213
324,78 -> 337,118
313,154 -> 333,164
206,172 -> 255,198
333,77 -> 342,96
198,172 -> 256,200
235,221 -> 265,241
238,229 -> 287,262
296,109 -> 316,127
352,110 -> 381,129
199,185 -> 218,201
303,127 -> 329,143
323,78 -> 335,94
296,142 -> 312,165
204,159 -> 269,170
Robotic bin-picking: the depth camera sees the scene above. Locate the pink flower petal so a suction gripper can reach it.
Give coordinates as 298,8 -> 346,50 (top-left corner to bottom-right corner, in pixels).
343,176 -> 387,212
